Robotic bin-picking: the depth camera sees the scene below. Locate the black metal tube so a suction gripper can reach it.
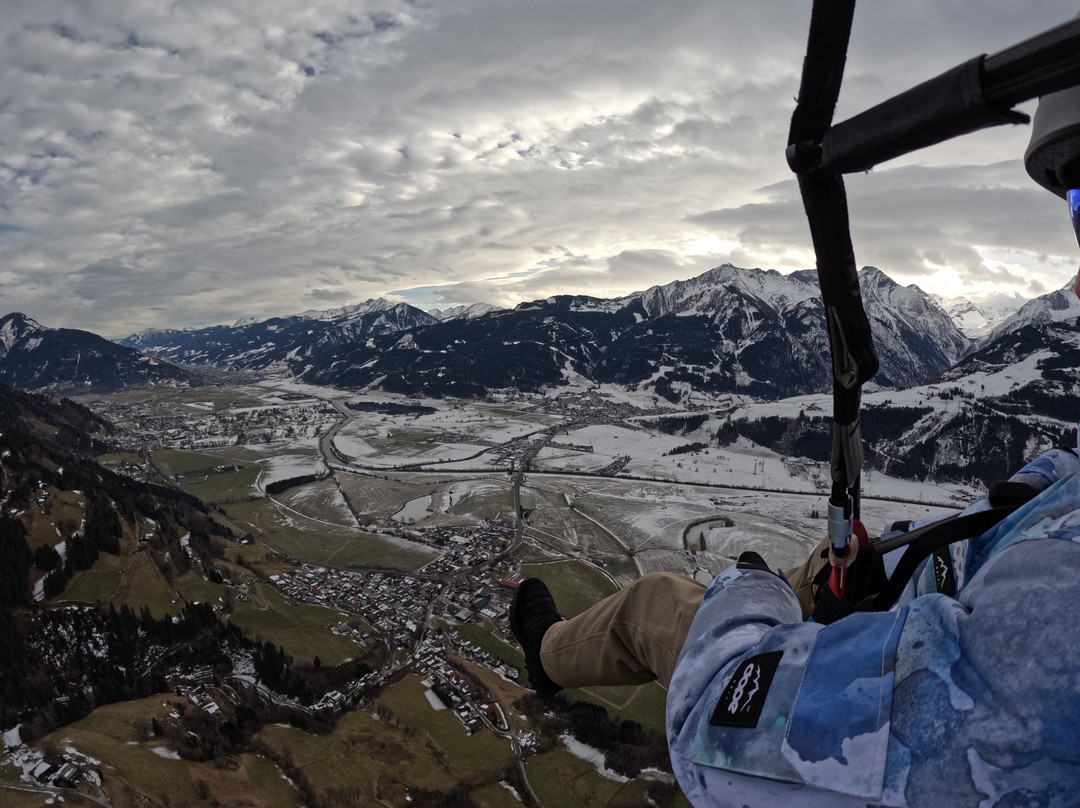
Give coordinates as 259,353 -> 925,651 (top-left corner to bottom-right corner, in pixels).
982,16 -> 1080,107
788,0 -> 857,149
819,57 -> 1027,175
817,16 -> 1080,176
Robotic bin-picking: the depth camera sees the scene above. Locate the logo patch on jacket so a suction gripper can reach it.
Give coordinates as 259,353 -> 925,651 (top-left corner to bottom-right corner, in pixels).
709,651 -> 783,728
932,547 -> 956,596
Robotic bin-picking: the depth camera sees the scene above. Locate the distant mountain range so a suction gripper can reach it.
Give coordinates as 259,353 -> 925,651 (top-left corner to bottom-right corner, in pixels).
4,264 -> 1078,402
114,265 -> 979,400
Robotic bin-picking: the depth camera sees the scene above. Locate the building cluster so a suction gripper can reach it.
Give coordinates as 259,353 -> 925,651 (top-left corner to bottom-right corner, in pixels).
263,546 -> 529,739
414,524 -> 513,574
413,637 -> 514,734
5,741 -> 101,795
270,567 -> 434,650
90,395 -> 341,452
268,555 -> 519,653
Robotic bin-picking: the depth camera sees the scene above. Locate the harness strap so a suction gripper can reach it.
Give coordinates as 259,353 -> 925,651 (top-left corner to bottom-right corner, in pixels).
788,1 -> 872,530
857,506 -> 1017,611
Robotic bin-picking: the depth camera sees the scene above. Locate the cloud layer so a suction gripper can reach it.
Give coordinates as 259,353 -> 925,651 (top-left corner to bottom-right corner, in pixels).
2,0 -> 1078,334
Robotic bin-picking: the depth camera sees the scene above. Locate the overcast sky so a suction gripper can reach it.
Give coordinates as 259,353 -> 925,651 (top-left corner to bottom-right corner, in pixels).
3,0 -> 1080,336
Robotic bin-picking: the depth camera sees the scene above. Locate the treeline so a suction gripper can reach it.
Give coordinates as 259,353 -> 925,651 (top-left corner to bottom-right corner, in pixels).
714,406 -> 934,465
715,412 -> 832,461
345,400 -> 437,416
2,597 -> 370,743
0,381 -> 236,605
873,403 -> 1074,484
265,472 -> 326,495
995,388 -> 1079,421
666,441 -> 709,456
654,413 -> 709,435
517,693 -> 670,780
709,400 -> 1073,485
2,602 -> 240,738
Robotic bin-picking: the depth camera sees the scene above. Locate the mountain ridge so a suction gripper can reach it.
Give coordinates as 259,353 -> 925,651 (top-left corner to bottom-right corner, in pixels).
3,264 -> 1071,401
0,312 -> 193,394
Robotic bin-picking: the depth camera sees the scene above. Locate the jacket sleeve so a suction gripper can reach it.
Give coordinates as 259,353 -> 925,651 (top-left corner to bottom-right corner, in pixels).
665,462 -> 1080,808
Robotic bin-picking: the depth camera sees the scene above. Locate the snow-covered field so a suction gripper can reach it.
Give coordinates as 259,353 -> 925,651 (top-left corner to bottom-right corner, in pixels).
140,381 -> 988,583
258,442 -> 326,487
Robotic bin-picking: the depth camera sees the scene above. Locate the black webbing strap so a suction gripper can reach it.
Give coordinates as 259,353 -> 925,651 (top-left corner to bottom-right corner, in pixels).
858,506 -> 1016,611
788,0 -> 876,516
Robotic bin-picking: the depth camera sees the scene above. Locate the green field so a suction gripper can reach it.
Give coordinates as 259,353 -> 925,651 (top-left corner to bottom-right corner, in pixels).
153,448 -> 240,476
256,675 -> 516,800
455,623 -> 525,670
277,479 -> 357,528
520,559 -> 618,617
152,448 -> 267,502
379,675 -> 515,776
96,451 -> 145,469
227,583 -> 360,666
22,489 -> 86,550
0,786 -> 99,807
572,681 -> 669,736
175,571 -> 229,607
471,781 -> 525,808
224,497 -> 439,570
61,551 -> 181,618
527,744 -> 644,807
523,485 -> 629,560
41,696 -> 301,808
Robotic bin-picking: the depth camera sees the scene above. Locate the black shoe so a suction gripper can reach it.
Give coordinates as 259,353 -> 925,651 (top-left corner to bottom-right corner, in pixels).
736,550 -> 771,573
509,578 -> 564,695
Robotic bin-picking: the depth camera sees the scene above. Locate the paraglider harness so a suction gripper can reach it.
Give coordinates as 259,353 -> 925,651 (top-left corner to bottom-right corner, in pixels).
788,1 -> 1080,622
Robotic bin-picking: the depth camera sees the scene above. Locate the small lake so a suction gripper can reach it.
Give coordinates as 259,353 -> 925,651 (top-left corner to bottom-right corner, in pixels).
392,495 -> 433,524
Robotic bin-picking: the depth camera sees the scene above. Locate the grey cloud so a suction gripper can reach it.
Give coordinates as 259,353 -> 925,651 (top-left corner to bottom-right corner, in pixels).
2,1 -> 1079,333
304,287 -> 354,304
688,160 -> 1075,293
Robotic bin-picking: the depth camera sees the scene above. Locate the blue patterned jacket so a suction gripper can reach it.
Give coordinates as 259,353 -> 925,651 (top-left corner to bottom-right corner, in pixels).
666,449 -> 1080,807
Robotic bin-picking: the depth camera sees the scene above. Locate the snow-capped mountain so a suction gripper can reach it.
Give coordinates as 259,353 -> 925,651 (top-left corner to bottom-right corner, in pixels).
857,267 -> 971,387
287,265 -> 974,400
120,299 -> 438,371
630,264 -> 821,319
427,302 -> 500,321
984,279 -> 1080,344
938,295 -> 1023,340
17,263 -> 1065,401
0,313 -> 191,393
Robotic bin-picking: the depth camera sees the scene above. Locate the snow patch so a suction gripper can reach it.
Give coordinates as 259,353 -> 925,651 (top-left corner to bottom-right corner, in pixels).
560,734 -> 630,782
3,725 -> 21,748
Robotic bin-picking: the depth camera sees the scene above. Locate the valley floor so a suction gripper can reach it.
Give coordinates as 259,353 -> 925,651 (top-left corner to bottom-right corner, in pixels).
4,380 -> 983,808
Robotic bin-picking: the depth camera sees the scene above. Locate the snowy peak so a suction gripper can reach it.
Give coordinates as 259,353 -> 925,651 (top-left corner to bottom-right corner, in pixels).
427,302 -> 500,321
986,279 -> 1080,343
0,313 -> 44,359
105,263 -> 1004,399
297,298 -> 398,322
631,264 -> 820,320
117,299 -> 439,371
858,267 -> 970,365
934,292 -> 1024,340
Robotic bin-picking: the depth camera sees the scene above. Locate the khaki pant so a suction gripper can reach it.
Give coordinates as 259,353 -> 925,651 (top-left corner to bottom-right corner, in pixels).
539,543 -> 831,690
